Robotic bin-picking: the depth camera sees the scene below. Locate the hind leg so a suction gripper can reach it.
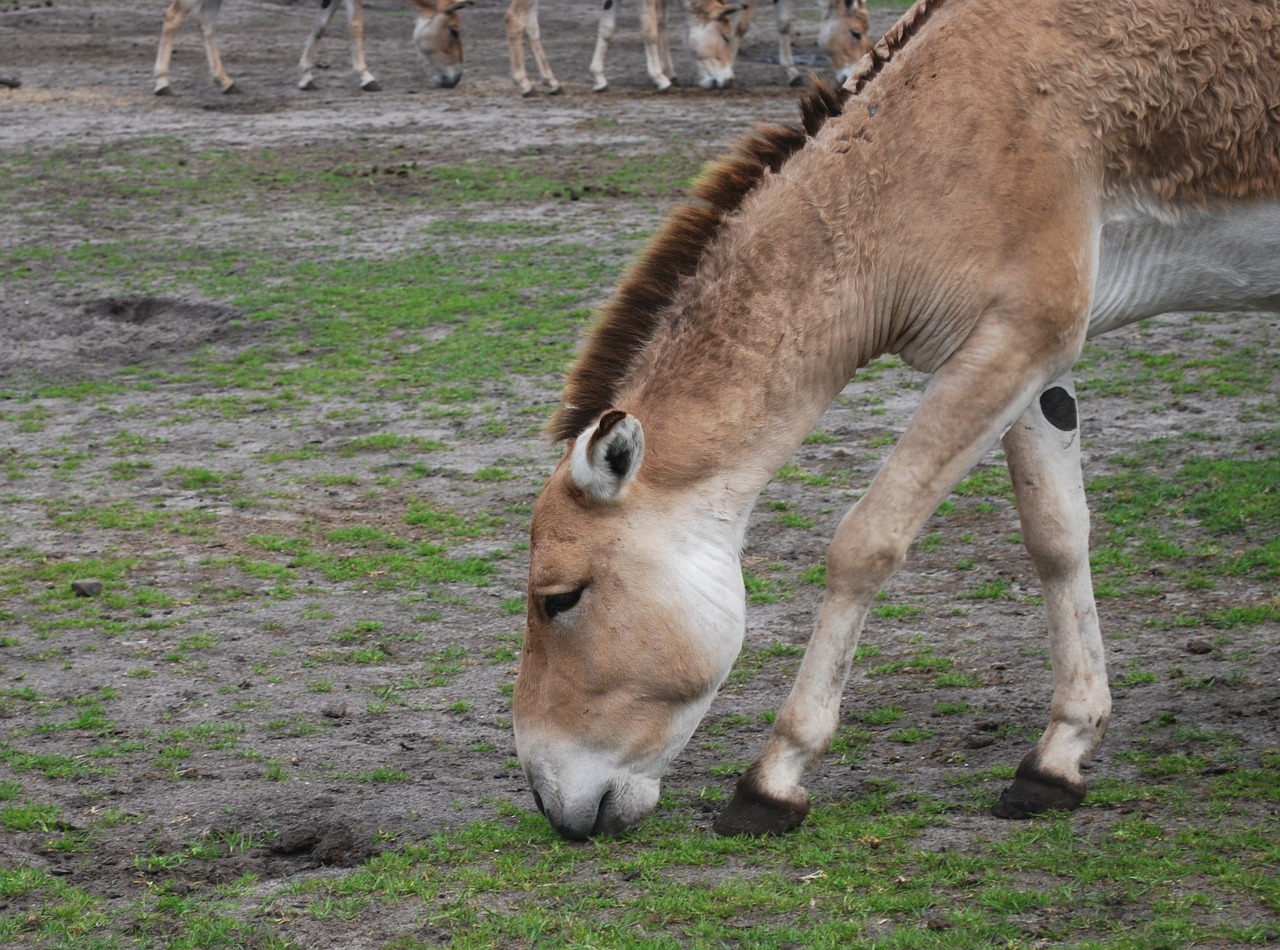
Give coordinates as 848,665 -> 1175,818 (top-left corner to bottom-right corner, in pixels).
195,0 -> 234,91
299,0 -> 344,89
772,0 -> 801,85
993,375 -> 1111,817
343,0 -> 380,90
589,0 -> 621,91
155,0 -> 231,93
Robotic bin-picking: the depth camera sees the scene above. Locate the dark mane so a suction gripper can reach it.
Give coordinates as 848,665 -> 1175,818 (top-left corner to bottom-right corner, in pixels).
847,0 -> 943,94
549,78 -> 853,442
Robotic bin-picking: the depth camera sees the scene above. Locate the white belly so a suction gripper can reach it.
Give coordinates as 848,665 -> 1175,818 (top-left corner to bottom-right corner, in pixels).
1088,199 -> 1280,337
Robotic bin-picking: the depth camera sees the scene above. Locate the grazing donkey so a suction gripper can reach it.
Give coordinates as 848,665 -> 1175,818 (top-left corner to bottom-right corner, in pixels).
514,0 -> 1280,840
505,0 -> 742,94
730,0 -> 872,87
154,0 -> 470,95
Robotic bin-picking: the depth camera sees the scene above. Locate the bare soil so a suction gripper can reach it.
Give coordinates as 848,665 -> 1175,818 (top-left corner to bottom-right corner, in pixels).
1,1 -> 1277,946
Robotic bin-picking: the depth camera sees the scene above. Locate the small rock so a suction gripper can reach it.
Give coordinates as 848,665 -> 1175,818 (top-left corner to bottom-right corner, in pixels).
1185,639 -> 1213,655
71,579 -> 103,597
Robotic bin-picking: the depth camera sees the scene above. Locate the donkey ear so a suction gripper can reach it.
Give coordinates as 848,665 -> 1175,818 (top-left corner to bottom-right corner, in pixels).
568,410 -> 644,502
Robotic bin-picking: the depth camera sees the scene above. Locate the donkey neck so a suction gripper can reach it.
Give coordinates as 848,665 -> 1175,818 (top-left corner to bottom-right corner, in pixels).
618,165 -> 881,507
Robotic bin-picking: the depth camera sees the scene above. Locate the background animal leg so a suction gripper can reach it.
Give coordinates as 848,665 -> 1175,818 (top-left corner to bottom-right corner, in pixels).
715,324 -> 1068,836
638,0 -> 673,90
769,0 -> 801,85
195,0 -> 233,92
507,0 -> 559,94
589,0 -> 621,91
154,0 -> 199,94
298,0 -> 344,90
504,0 -> 534,94
342,0 -> 380,90
994,375 -> 1111,817
654,0 -> 674,82
729,0 -> 755,61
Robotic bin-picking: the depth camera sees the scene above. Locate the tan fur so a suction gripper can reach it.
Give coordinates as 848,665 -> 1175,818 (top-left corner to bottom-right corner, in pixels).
845,0 -> 939,94
552,79 -> 852,441
1036,0 -> 1280,201
518,0 -> 1280,840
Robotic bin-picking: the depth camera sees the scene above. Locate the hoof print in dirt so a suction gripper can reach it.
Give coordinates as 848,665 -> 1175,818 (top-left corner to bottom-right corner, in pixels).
270,821 -> 373,867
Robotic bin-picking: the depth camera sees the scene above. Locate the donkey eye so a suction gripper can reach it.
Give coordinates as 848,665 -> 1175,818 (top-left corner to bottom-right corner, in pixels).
543,587 -> 585,619
850,29 -> 862,40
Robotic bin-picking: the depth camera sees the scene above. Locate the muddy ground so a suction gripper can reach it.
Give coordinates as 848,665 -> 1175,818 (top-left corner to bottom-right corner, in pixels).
0,0 -> 1277,946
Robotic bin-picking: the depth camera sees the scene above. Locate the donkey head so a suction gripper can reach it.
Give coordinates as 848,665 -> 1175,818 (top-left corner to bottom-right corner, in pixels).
514,411 -> 747,838
686,0 -> 742,90
820,0 -> 872,86
411,0 -> 471,88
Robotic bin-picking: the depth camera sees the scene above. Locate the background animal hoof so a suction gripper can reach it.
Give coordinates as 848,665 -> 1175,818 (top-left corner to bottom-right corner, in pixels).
992,774 -> 1085,819
713,784 -> 809,836
361,80 -> 381,92
153,84 -> 171,96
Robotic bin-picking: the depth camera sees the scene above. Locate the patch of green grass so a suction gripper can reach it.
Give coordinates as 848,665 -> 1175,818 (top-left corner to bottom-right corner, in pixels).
727,640 -> 804,686
865,649 -> 953,678
1088,433 -> 1279,605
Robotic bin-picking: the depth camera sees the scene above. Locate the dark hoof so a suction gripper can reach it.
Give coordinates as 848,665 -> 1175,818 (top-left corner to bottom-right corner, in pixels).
221,82 -> 239,95
714,780 -> 809,836
788,73 -> 804,87
154,85 -> 172,97
992,773 -> 1085,819
361,80 -> 382,92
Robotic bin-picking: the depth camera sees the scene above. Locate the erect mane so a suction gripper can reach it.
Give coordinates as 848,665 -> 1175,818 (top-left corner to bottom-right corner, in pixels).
846,0 -> 944,94
550,78 -> 852,442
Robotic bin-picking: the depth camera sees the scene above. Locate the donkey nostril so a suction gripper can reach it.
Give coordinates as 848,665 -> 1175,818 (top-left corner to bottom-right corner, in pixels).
590,788 -> 618,838
531,789 -> 546,816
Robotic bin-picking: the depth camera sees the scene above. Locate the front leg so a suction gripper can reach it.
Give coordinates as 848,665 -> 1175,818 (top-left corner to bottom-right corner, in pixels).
640,0 -> 674,90
589,0 -> 621,91
716,317 -> 1080,836
343,0 -> 380,90
993,375 -> 1111,817
511,0 -> 560,94
155,0 -> 195,94
771,0 -> 801,86
196,0 -> 235,92
299,0 -> 344,90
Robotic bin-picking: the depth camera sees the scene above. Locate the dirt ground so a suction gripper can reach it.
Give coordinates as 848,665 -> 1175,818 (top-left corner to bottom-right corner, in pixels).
1,0 -> 1277,945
